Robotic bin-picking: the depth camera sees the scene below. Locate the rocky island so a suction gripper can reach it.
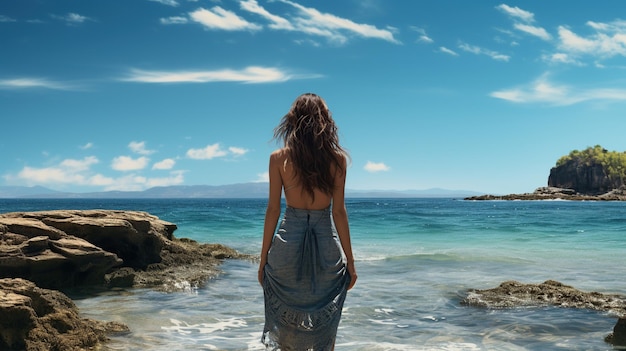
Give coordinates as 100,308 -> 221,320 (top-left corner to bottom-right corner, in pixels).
467,145 -> 626,201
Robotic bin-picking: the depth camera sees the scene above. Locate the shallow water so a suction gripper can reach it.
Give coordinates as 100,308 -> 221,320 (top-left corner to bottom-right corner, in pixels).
2,198 -> 625,350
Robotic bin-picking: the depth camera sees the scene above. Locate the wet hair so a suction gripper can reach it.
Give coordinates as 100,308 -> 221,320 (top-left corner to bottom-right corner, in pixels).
274,93 -> 348,200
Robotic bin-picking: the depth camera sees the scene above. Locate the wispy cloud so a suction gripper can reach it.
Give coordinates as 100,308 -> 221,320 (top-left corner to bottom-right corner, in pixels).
80,142 -> 94,150
0,15 -> 16,23
439,46 -> 458,56
190,7 -> 261,31
0,78 -> 76,90
496,4 -> 535,23
277,0 -> 400,44
557,23 -> 626,59
364,161 -> 390,173
122,66 -> 293,84
514,23 -> 551,41
240,0 -> 293,30
51,12 -> 93,25
411,26 -> 433,44
160,16 -> 188,25
459,43 -> 510,61
490,74 -> 626,105
149,0 -> 179,7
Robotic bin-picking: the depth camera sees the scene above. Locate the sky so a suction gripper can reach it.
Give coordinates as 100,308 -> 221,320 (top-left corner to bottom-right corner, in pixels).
2,0 -> 626,195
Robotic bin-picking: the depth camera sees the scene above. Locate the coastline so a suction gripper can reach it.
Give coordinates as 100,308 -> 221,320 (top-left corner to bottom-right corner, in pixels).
466,186 -> 626,201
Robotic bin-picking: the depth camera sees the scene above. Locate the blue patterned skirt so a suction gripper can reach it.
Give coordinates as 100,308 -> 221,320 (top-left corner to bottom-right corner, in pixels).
262,206 -> 350,350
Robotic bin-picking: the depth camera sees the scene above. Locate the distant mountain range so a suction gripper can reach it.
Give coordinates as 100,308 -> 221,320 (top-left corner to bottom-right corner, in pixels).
0,184 -> 483,199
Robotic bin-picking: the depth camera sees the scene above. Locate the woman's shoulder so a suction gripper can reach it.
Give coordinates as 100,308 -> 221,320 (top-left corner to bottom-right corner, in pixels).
269,148 -> 289,165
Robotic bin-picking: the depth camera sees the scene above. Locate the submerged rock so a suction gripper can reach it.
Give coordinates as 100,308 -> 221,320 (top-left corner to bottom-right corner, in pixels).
0,278 -> 128,351
462,280 -> 626,346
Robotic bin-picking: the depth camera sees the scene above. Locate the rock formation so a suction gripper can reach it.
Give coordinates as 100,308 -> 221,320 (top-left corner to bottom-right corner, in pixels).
548,159 -> 623,194
0,278 -> 128,351
0,210 -> 250,291
0,209 -> 253,350
461,280 -> 626,346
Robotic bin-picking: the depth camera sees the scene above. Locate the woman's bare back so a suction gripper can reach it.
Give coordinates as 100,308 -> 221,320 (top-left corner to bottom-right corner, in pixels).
273,149 -> 333,210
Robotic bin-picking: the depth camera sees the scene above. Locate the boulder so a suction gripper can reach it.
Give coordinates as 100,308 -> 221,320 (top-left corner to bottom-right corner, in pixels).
462,280 -> 626,346
0,278 -> 128,351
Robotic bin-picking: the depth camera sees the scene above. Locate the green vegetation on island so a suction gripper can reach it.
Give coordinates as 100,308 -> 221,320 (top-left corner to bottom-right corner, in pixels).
556,145 -> 626,183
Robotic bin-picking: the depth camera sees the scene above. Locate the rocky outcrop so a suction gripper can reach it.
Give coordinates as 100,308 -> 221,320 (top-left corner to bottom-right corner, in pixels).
0,210 -> 174,289
0,209 -> 253,350
0,210 -> 251,291
467,186 -> 626,201
0,278 -> 128,351
548,160 -> 623,195
461,280 -> 626,346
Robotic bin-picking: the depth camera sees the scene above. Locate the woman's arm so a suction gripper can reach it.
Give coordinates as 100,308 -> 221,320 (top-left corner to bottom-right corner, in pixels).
258,151 -> 283,286
332,156 -> 357,290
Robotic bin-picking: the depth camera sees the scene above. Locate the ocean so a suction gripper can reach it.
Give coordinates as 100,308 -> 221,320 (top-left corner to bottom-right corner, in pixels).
1,198 -> 624,351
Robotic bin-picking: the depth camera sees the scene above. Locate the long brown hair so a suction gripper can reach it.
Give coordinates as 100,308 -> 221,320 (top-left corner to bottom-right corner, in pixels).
274,93 -> 348,200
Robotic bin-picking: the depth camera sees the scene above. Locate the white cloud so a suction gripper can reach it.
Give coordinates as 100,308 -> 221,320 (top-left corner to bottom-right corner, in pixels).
12,156 -> 114,187
459,43 -> 510,61
556,25 -> 626,59
0,78 -> 74,90
152,158 -> 176,170
112,156 -> 150,171
61,156 -> 99,171
0,15 -> 16,22
439,46 -> 458,56
254,172 -> 269,183
52,13 -> 92,25
186,143 -> 228,160
278,0 -> 400,44
80,142 -> 94,150
160,16 -> 188,25
190,7 -> 261,31
240,0 -> 293,30
229,146 -> 249,156
364,161 -> 390,173
123,66 -> 291,84
496,4 -> 535,23
490,74 -> 626,105
149,0 -> 179,6
542,52 -> 584,66
239,0 -> 399,44
514,23 -> 551,41
129,141 -> 155,155
411,27 -> 433,44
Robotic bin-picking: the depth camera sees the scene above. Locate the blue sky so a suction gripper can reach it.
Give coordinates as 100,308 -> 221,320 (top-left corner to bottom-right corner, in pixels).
2,0 -> 626,194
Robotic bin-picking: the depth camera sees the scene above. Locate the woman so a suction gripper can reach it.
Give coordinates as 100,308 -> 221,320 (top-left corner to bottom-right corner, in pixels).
259,93 -> 357,350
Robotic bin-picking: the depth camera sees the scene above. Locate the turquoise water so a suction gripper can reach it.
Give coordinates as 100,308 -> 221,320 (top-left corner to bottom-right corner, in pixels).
1,198 -> 625,350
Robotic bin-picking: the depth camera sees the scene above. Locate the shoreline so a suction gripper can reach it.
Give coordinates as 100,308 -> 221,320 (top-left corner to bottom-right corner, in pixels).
466,186 -> 626,201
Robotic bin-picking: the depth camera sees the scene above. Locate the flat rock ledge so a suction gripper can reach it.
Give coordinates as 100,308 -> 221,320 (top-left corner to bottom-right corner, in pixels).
0,209 -> 253,350
466,186 -> 626,201
461,280 -> 626,346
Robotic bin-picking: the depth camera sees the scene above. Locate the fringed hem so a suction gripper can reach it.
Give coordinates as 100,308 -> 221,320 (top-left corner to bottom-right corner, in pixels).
262,280 -> 347,351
